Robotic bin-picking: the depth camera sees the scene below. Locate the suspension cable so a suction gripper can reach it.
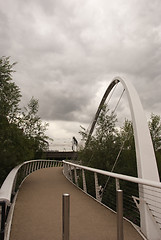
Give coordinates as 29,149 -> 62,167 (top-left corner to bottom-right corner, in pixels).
112,88 -> 125,115
86,84 -> 124,166
101,133 -> 130,198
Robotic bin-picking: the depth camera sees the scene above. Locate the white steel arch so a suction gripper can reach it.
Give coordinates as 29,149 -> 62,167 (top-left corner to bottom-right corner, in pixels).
88,76 -> 159,181
87,77 -> 160,239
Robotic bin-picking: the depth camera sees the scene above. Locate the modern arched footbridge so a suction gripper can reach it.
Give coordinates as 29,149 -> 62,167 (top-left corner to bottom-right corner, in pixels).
0,77 -> 161,240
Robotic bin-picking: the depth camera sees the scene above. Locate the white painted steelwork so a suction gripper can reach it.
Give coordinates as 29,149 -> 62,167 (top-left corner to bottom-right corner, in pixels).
87,77 -> 159,181
85,77 -> 160,240
63,160 -> 161,240
63,161 -> 161,191
0,159 -> 63,240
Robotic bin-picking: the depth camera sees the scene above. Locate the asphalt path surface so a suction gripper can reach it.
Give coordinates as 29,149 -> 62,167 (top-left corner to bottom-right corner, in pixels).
10,167 -> 143,240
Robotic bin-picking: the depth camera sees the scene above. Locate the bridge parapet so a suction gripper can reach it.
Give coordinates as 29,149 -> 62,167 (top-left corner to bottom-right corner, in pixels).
44,151 -> 77,160
0,159 -> 62,240
63,160 -> 161,240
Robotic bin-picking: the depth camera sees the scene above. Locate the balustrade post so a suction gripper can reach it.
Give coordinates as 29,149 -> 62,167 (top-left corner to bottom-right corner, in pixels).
26,163 -> 30,175
82,169 -> 87,193
117,189 -> 124,240
94,172 -> 101,201
21,165 -> 26,181
69,165 -> 73,182
35,161 -> 39,171
59,161 -> 61,167
63,163 -> 67,177
44,161 -> 47,168
31,162 -> 34,172
12,174 -> 18,197
42,161 -> 44,168
27,163 -> 30,175
40,161 -> 43,169
74,167 -> 78,186
29,162 -> 32,172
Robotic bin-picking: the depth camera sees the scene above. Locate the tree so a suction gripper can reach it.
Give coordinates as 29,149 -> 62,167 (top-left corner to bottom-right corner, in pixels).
116,119 -> 137,177
0,57 -> 51,185
20,97 -> 50,156
79,104 -> 119,171
0,56 -> 21,123
148,114 -> 161,178
148,113 -> 161,152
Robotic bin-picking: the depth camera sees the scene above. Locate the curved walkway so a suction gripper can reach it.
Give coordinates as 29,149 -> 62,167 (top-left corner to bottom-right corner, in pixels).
10,167 -> 143,240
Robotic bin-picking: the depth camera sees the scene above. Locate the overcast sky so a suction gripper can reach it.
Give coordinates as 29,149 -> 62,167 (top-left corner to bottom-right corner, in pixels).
0,0 -> 161,150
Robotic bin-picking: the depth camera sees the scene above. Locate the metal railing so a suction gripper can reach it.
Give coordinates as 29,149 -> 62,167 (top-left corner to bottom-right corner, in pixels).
63,160 -> 161,240
0,159 -> 63,240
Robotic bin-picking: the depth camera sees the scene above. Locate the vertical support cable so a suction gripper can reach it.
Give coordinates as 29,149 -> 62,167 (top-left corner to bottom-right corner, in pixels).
117,190 -> 124,240
62,194 -> 70,240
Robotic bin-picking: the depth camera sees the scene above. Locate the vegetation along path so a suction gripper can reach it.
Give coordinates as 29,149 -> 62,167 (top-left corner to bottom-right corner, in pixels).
10,167 -> 143,240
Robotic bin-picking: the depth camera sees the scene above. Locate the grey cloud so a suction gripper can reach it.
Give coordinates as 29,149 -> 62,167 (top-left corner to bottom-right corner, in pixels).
0,0 -> 161,141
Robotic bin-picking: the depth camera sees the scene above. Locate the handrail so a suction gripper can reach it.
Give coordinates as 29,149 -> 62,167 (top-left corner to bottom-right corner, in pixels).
63,160 -> 161,189
0,160 -> 62,203
0,159 -> 63,240
63,161 -> 161,240
0,164 -> 23,203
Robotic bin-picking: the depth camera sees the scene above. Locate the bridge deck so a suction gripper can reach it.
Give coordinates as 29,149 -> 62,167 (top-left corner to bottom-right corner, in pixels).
10,167 -> 143,240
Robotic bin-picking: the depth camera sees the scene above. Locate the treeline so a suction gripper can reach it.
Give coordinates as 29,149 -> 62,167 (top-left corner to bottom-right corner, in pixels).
78,104 -> 161,224
0,57 -> 50,185
78,104 -> 161,178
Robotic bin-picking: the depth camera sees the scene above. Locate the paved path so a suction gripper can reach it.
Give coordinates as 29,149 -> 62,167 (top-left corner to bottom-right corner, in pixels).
10,167 -> 143,240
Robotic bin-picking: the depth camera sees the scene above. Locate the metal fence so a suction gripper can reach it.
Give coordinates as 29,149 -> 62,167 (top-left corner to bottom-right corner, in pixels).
0,159 -> 63,240
1,159 -> 161,240
63,160 -> 161,240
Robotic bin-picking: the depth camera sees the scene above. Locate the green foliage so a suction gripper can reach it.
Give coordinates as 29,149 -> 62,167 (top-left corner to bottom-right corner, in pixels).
79,105 -> 137,177
20,97 -> 50,154
148,114 -> 161,178
148,113 -> 161,152
0,57 -> 51,185
79,105 -> 119,171
78,101 -> 161,227
116,119 -> 137,177
0,56 -> 21,123
0,118 -> 33,184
